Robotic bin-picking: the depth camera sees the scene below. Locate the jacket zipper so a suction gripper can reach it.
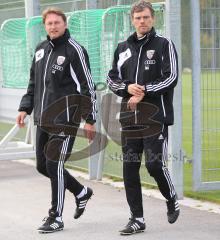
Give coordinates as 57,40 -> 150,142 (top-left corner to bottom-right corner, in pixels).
40,49 -> 52,126
134,44 -> 143,124
66,96 -> 70,122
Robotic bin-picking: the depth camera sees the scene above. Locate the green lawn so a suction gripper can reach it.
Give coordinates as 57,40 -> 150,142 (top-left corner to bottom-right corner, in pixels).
1,71 -> 220,203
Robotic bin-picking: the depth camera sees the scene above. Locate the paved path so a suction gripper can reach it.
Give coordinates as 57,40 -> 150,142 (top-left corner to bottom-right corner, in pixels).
0,160 -> 219,240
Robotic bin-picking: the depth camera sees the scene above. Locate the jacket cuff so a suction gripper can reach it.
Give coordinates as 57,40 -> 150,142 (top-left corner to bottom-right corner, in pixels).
85,119 -> 96,125
125,84 -> 129,92
18,107 -> 31,115
144,85 -> 148,93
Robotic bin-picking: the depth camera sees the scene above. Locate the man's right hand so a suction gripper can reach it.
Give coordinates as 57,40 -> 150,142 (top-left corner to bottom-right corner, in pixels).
127,93 -> 145,111
16,111 -> 27,128
127,84 -> 144,96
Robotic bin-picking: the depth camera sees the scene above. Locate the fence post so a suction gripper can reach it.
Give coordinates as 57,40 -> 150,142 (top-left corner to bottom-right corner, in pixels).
190,0 -> 201,191
24,0 -> 40,151
86,0 -> 98,9
24,0 -> 40,18
166,0 -> 183,199
85,0 -> 101,180
88,91 -> 102,179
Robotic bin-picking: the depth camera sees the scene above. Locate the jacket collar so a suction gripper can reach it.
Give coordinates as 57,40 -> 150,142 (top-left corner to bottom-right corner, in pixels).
127,27 -> 156,45
47,29 -> 70,48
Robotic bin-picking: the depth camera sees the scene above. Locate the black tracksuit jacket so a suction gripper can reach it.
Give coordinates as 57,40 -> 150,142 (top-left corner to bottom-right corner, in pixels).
19,29 -> 96,127
107,27 -> 178,127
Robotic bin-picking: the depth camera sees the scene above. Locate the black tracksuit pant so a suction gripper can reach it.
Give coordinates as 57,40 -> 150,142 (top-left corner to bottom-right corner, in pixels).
36,126 -> 84,218
121,125 -> 176,218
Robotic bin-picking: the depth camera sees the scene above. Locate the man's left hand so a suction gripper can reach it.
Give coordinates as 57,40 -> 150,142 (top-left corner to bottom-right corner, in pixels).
127,93 -> 145,111
84,123 -> 96,142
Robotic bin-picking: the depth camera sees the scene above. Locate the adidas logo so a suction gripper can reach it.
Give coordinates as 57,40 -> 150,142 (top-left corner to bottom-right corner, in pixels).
50,222 -> 60,230
175,201 -> 180,211
158,134 -> 164,140
131,222 -> 141,231
79,199 -> 88,209
58,131 -> 65,136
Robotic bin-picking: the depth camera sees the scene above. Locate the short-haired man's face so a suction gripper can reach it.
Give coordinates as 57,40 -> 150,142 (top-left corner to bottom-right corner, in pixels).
44,13 -> 67,40
131,8 -> 154,37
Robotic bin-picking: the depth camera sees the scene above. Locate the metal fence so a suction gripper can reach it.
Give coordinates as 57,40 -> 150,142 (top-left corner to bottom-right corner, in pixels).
0,0 -> 163,26
192,0 -> 220,190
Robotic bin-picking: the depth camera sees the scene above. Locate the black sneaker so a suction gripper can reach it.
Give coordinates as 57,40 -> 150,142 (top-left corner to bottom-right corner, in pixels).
74,187 -> 93,219
166,197 -> 180,224
37,216 -> 64,233
119,218 -> 146,235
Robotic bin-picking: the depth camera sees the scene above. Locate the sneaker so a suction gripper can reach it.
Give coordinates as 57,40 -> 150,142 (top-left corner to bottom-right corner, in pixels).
74,187 -> 93,219
166,197 -> 180,224
119,218 -> 146,235
37,216 -> 64,233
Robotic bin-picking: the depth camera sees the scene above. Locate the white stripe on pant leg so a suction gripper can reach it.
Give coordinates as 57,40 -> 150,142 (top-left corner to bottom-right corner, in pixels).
58,160 -> 64,216
59,136 -> 71,214
57,137 -> 70,216
161,138 -> 176,198
161,140 -> 172,197
162,139 -> 175,197
164,139 -> 176,197
58,143 -> 66,215
165,139 -> 176,197
57,137 -> 68,215
57,140 -> 66,216
58,137 -> 70,215
60,136 -> 71,214
164,168 -> 176,197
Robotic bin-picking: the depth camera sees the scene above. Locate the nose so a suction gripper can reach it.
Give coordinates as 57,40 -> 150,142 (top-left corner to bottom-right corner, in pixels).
50,23 -> 56,28
140,17 -> 145,23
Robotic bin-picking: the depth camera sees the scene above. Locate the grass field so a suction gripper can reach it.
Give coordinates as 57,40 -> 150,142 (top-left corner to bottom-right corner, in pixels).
1,72 -> 220,203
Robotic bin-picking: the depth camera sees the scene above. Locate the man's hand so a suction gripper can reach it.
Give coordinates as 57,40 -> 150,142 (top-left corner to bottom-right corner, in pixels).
16,111 -> 27,128
84,123 -> 96,142
127,84 -> 145,96
127,93 -> 145,111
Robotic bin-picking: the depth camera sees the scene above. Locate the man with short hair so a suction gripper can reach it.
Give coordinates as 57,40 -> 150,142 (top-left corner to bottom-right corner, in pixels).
107,0 -> 180,235
16,7 -> 96,233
